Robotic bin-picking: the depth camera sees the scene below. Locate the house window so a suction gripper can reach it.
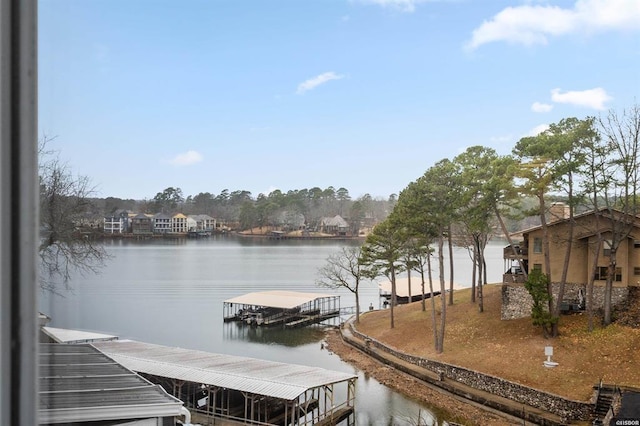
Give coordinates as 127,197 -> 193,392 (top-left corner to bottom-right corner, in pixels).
533,237 -> 542,254
635,240 -> 640,248
533,263 -> 542,271
595,266 -> 622,281
634,267 -> 640,276
604,240 -> 612,257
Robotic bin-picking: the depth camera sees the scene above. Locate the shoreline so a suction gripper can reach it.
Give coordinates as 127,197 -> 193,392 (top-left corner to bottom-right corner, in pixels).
323,328 -> 514,426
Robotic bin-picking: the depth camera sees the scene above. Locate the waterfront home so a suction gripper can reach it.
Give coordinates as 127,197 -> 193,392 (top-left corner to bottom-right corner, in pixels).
187,214 -> 216,232
103,211 -> 130,234
171,213 -> 188,233
153,212 -> 172,234
502,207 -> 640,319
131,212 -> 153,235
320,215 -> 349,236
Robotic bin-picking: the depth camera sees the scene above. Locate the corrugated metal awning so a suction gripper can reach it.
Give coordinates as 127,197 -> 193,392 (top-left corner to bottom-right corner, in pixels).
39,344 -> 183,424
224,290 -> 336,309
93,340 -> 356,401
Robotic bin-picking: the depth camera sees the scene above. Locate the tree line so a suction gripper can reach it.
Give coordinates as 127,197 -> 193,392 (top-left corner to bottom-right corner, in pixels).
317,105 -> 640,353
97,186 -> 398,234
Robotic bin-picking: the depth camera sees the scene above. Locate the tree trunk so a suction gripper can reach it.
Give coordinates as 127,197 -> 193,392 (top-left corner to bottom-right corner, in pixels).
407,269 -> 412,302
420,269 -> 426,312
604,251 -> 616,326
390,266 -> 396,329
471,246 -> 477,303
448,225 -> 454,306
477,240 -> 484,313
538,193 -> 553,315
438,234 -> 446,353
587,239 -> 602,332
355,285 -> 360,324
427,252 -> 438,350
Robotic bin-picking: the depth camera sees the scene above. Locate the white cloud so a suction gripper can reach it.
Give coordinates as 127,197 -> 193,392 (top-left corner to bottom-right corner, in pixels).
355,0 -> 428,13
550,87 -> 612,110
296,72 -> 344,95
531,102 -> 554,113
525,123 -> 550,137
169,150 -> 203,166
467,0 -> 640,49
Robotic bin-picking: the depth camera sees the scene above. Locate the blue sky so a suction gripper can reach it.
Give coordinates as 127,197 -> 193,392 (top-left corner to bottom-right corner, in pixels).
39,0 -> 640,201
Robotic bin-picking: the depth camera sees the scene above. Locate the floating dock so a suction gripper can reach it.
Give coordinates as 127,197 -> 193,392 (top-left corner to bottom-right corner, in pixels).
223,291 -> 341,328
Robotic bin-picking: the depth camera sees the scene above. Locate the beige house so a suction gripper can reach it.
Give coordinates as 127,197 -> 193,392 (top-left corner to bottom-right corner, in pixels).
502,208 -> 640,319
171,213 -> 188,233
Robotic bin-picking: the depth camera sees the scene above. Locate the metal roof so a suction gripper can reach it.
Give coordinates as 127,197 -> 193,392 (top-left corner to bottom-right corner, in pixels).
379,277 -> 462,298
42,326 -> 119,343
39,343 -> 183,424
224,290 -> 337,309
93,340 -> 356,401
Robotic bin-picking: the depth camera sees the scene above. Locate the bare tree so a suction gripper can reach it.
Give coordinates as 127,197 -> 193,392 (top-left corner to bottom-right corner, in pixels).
316,246 -> 367,323
39,137 -> 108,292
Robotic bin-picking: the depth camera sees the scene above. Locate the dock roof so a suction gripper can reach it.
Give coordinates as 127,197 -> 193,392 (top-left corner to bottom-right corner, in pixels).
224,290 -> 337,309
39,343 -> 183,424
42,326 -> 119,344
93,340 -> 356,401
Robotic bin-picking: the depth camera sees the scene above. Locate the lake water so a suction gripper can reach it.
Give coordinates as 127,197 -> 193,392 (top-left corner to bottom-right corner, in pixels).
40,236 -> 506,425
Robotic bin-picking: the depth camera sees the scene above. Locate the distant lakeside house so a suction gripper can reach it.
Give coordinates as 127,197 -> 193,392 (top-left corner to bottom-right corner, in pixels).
103,211 -> 218,236
502,204 -> 640,320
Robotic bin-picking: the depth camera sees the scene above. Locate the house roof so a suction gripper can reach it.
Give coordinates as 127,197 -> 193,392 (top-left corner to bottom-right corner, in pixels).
93,340 -> 356,402
39,343 -> 183,424
189,214 -> 214,220
513,208 -> 640,238
321,215 -> 349,228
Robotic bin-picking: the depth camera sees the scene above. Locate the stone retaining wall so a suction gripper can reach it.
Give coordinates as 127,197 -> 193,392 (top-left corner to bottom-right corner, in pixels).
501,283 -> 629,320
348,322 -> 592,422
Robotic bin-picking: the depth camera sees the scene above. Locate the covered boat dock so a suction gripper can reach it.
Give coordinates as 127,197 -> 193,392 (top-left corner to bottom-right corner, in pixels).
378,277 -> 442,304
223,291 -> 341,328
93,340 -> 356,426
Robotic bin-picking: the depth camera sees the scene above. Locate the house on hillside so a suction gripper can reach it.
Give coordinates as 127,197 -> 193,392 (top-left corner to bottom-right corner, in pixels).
502,206 -> 640,319
320,215 -> 349,236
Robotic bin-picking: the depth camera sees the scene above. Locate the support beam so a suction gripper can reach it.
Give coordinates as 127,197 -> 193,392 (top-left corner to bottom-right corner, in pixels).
0,0 -> 38,424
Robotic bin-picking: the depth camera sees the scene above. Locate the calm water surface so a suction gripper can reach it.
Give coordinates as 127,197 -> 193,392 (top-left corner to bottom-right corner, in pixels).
40,236 -> 505,425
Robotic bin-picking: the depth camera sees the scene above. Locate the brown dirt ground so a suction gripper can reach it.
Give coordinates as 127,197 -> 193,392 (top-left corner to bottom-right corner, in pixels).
352,284 -> 640,402
324,329 -> 514,425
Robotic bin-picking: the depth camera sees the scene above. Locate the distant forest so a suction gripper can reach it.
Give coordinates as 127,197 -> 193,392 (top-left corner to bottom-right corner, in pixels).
92,186 -> 399,232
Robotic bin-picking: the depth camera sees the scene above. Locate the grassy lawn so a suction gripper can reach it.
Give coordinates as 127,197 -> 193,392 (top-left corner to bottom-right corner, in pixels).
356,284 -> 640,401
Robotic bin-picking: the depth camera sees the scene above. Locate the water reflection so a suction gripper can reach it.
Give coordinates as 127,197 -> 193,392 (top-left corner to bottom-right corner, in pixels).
224,321 -> 330,346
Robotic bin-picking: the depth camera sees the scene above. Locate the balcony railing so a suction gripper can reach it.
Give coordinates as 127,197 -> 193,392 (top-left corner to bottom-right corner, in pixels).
503,245 -> 528,259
